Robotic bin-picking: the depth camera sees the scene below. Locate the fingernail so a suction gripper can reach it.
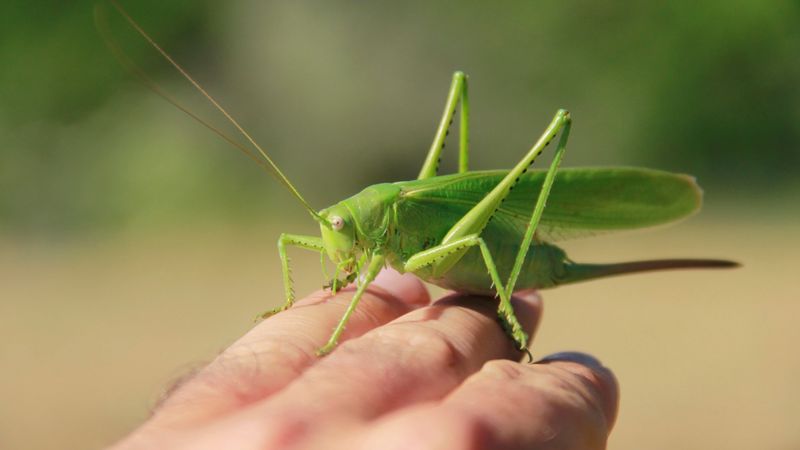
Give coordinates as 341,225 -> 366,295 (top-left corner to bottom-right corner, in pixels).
515,289 -> 541,305
372,268 -> 430,305
536,351 -> 604,369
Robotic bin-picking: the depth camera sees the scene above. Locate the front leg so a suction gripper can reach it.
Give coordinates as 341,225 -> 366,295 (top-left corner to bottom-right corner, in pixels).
317,254 -> 385,356
324,270 -> 357,294
256,233 -> 324,320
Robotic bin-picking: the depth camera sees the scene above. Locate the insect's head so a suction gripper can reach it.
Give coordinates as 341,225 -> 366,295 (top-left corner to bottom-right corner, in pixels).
320,205 -> 358,272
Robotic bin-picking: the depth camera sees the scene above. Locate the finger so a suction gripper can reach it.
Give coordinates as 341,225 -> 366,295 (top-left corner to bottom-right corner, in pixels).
537,352 -> 620,429
379,351 -> 617,450
243,291 -> 543,444
153,269 -> 429,424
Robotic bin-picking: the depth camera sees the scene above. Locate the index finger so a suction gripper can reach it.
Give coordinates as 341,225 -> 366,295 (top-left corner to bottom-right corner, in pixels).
153,269 -> 429,424
244,291 -> 543,435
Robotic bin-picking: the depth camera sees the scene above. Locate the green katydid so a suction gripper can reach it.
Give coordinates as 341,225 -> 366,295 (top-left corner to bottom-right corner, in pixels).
105,1 -> 737,358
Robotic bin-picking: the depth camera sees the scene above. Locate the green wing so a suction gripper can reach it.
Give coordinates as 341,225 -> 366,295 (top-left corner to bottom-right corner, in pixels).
396,167 -> 702,242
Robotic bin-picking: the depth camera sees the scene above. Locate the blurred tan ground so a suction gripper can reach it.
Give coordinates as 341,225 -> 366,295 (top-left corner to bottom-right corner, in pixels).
1,214 -> 798,450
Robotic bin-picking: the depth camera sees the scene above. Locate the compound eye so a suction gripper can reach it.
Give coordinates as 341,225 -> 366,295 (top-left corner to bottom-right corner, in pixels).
330,215 -> 345,231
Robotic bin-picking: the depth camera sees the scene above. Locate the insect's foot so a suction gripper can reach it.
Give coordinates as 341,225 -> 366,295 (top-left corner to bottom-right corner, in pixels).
253,305 -> 288,322
511,330 -> 530,355
325,273 -> 358,294
324,278 -> 346,294
253,311 -> 272,322
315,342 -> 336,357
497,307 -> 529,356
522,347 -> 534,363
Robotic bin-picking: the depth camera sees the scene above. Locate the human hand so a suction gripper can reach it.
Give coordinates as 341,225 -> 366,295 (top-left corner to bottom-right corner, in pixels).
110,269 -> 618,450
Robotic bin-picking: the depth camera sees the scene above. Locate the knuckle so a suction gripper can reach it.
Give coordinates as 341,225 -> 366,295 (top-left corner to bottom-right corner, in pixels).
538,363 -> 617,431
420,411 -> 487,450
373,324 -> 465,372
334,291 -> 410,328
480,359 -> 524,381
190,340 -> 310,402
256,414 -> 310,448
359,408 -> 487,450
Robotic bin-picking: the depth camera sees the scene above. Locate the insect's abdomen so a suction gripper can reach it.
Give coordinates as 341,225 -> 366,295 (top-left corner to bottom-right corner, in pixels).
424,240 -> 570,294
385,191 -> 571,293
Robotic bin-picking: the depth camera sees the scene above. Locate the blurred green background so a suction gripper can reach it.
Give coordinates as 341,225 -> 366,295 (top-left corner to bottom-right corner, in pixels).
1,1 -> 798,449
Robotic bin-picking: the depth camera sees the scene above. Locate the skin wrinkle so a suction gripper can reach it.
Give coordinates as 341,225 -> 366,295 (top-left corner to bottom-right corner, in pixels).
294,283 -> 427,325
156,339 -> 315,420
255,341 -> 438,421
377,324 -> 466,371
540,366 -> 611,446
379,320 -> 474,376
150,364 -> 208,417
246,295 -> 408,373
246,295 -> 541,427
109,273 -> 618,450
435,359 -> 613,449
217,340 -> 311,402
393,294 -> 538,362
273,285 -> 415,346
377,300 -> 523,375
358,304 -> 509,409
356,405 -> 491,450
152,280 -> 425,428
484,359 -> 527,380
540,362 -> 617,431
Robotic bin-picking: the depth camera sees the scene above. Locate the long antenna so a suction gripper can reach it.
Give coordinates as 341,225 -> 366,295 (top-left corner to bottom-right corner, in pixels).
99,1 -> 329,227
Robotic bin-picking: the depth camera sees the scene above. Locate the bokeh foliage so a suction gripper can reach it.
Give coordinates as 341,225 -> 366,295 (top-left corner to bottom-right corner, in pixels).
1,0 -> 798,235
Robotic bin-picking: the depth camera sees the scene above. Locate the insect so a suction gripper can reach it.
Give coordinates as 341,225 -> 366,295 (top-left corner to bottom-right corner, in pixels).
103,1 -> 737,358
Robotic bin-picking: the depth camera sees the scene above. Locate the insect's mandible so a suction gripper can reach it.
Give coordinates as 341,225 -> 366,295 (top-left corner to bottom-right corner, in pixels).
102,1 -> 738,358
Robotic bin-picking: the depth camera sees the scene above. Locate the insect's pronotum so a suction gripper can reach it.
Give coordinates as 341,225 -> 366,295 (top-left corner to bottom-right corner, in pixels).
102,1 -> 737,358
